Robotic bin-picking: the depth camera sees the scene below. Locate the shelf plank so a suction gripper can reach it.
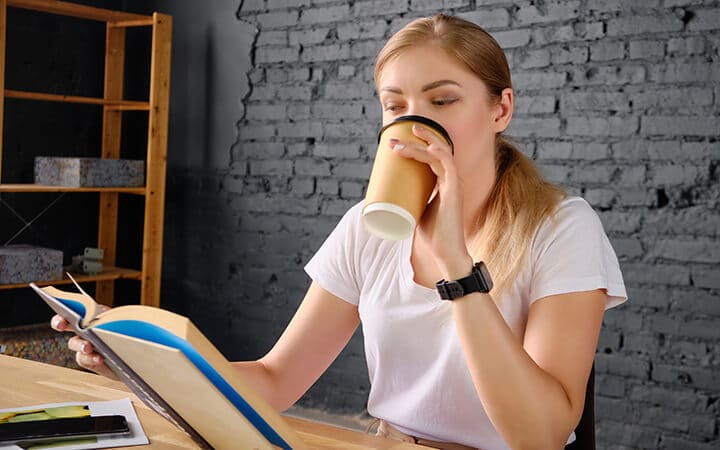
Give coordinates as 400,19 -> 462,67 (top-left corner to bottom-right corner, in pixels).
4,90 -> 150,109
7,0 -> 150,23
0,184 -> 146,194
0,266 -> 142,290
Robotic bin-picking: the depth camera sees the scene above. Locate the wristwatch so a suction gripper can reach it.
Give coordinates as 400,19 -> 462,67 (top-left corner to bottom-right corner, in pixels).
436,262 -> 493,300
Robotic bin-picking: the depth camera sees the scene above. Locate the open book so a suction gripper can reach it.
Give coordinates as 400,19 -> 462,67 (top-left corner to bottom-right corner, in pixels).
30,277 -> 307,450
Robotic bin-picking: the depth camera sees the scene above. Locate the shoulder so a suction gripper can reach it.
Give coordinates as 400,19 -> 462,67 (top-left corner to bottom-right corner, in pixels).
531,196 -> 607,260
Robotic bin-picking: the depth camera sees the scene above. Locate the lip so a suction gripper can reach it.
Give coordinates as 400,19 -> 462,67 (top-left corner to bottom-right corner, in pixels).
378,115 -> 454,154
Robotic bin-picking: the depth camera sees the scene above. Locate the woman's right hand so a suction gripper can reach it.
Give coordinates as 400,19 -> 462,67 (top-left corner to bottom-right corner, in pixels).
51,314 -> 119,380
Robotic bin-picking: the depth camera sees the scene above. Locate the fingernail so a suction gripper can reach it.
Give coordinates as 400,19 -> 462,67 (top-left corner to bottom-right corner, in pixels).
93,356 -> 101,364
392,142 -> 405,151
82,343 -> 89,353
51,317 -> 59,328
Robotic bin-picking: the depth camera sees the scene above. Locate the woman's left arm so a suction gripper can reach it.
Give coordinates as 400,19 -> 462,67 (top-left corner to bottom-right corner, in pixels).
452,288 -> 606,450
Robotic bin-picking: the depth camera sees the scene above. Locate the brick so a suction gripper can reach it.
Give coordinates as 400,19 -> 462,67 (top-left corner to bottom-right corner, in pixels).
239,0 -> 265,14
313,143 -> 361,159
457,8 -> 511,29
561,92 -> 630,113
648,62 -> 718,83
596,353 -> 651,378
316,178 -> 339,195
590,40 -> 625,61
331,161 -> 373,179
610,237 -> 643,259
230,194 -> 320,215
337,65 -> 355,79
625,286 -> 671,310
350,40 -> 383,59
643,207 -> 720,237
324,121 -> 376,139
337,20 -> 387,41
667,36 -> 706,56
312,103 -> 363,120
514,96 -> 556,114
300,5 -> 349,24
246,103 -> 286,120
687,9 -> 720,31
289,177 -> 315,196
648,238 -> 720,264
585,188 -> 615,208
491,29 -> 531,49
597,329 -> 622,353
532,24 -> 575,46
641,116 -> 720,137
238,142 -> 285,159
256,11 -> 299,29
597,211 -> 641,233
537,164 -> 569,183
536,141 -> 571,159
574,142 -> 610,161
340,181 -> 364,198
324,82 -> 375,100
267,0 -> 310,8
566,116 -> 639,136
256,45 -> 299,63
649,163 -> 705,186
295,158 -> 331,176
505,118 -> 561,137
630,385 -> 708,412
628,40 -> 665,60
301,43 -> 350,62
652,364 -> 720,390
321,198 -> 358,216
692,266 -> 720,290
550,45 -> 588,65
631,88 -> 714,111
515,1 -> 580,25
277,121 -> 323,139
516,49 -> 550,69
513,70 -> 567,89
607,15 -> 683,36
249,159 -> 293,176
571,65 -> 645,85
353,0 -> 407,17
620,263 -> 691,286
661,436 -> 720,450
615,187 -> 655,207
239,123 -> 276,140
289,28 -> 329,45
596,421 -> 660,448
257,30 -> 287,46
277,86 -> 312,101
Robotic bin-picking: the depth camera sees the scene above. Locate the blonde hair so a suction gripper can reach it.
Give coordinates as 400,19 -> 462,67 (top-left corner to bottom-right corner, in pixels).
374,14 -> 565,297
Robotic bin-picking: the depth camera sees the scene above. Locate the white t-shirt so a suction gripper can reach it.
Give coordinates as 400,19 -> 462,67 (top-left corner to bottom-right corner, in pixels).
304,196 -> 627,449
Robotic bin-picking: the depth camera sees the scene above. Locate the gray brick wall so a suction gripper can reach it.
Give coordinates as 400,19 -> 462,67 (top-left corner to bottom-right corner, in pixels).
225,0 -> 720,448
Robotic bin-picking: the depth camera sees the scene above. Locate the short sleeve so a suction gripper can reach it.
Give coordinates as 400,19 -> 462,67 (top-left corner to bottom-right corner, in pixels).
529,197 -> 627,309
304,202 -> 365,305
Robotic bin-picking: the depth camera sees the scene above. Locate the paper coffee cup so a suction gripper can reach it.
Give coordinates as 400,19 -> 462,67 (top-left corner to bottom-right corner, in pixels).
362,115 -> 453,240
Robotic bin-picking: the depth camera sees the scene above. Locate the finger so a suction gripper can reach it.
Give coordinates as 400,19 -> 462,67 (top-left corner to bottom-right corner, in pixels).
412,124 -> 452,154
51,315 -> 69,332
68,336 -> 93,354
75,351 -> 104,370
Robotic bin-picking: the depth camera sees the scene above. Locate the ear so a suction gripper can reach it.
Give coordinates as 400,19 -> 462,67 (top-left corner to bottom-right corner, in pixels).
492,88 -> 513,133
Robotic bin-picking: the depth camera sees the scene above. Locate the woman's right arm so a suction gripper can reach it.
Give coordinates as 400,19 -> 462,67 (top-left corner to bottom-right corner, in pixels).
232,281 -> 360,411
52,281 -> 360,411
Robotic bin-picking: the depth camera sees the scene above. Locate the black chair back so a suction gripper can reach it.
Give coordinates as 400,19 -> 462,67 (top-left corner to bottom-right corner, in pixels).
565,364 -> 595,450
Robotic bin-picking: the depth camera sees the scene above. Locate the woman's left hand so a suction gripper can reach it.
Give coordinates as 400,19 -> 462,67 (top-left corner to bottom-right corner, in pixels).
390,124 -> 473,279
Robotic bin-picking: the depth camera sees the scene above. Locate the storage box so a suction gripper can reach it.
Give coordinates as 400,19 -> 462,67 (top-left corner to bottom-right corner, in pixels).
34,157 -> 145,187
0,245 -> 63,284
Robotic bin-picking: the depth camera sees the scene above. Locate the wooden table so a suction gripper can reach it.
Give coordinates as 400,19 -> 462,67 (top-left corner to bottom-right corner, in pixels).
0,355 -> 422,449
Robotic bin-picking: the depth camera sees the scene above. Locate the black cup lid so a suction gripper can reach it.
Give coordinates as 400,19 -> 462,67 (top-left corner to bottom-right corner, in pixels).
377,115 -> 454,153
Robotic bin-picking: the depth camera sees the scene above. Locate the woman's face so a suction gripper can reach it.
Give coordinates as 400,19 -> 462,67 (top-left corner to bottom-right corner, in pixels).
377,44 -> 510,176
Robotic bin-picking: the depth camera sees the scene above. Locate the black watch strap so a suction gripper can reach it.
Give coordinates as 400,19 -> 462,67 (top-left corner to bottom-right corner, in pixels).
436,262 -> 493,300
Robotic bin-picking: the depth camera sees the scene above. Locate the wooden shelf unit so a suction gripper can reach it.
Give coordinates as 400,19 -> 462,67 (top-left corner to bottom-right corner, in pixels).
0,0 -> 171,307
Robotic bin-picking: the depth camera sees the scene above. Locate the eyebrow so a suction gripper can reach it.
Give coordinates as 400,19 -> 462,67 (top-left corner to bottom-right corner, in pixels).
380,79 -> 461,94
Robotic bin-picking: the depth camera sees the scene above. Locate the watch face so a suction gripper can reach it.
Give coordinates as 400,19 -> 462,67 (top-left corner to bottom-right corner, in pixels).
478,262 -> 493,292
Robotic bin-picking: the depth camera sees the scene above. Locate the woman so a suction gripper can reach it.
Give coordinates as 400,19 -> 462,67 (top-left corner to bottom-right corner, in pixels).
54,14 -> 626,450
